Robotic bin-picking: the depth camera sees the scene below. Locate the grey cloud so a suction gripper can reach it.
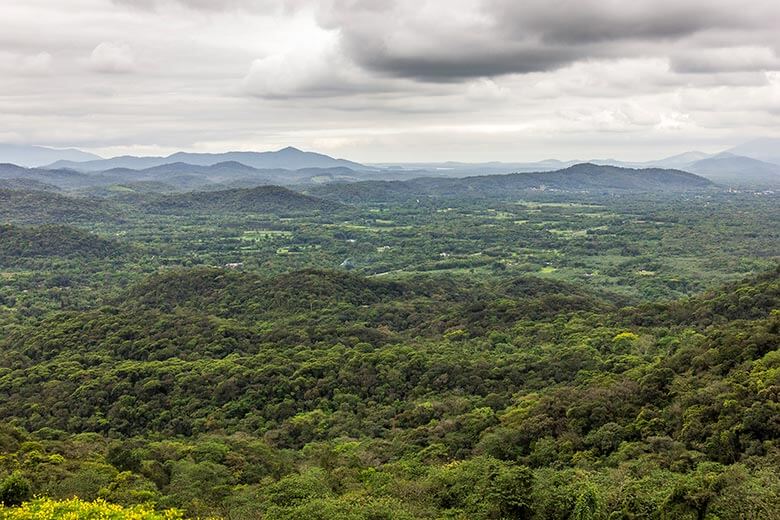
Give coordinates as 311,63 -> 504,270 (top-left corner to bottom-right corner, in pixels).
314,0 -> 780,82
671,46 -> 780,74
355,46 -> 577,82
487,0 -> 742,45
110,0 -> 780,82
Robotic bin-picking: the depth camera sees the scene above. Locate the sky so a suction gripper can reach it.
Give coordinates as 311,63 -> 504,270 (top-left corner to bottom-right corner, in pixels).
1,0 -> 780,163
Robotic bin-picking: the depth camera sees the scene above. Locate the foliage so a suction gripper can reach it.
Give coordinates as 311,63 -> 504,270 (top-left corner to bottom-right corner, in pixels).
0,473 -> 32,507
0,224 -> 121,263
140,185 -> 343,215
0,186 -> 777,518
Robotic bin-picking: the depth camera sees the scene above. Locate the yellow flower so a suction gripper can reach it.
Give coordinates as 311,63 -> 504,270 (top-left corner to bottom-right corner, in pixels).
0,498 -> 187,520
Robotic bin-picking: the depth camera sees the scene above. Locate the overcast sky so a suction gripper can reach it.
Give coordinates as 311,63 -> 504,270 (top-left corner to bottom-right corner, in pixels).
1,0 -> 779,162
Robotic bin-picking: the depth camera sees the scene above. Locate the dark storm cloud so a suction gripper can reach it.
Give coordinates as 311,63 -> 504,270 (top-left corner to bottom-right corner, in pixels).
348,45 -> 578,82
487,0 -> 741,45
373,55 -> 561,82
313,0 -> 780,82
109,0 -> 780,81
670,46 -> 780,74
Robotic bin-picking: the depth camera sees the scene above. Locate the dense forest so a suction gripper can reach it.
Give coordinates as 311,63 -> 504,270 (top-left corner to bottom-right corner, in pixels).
0,180 -> 777,519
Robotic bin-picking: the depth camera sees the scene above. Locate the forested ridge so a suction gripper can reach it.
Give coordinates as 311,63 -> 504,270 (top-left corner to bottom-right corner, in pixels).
0,190 -> 115,224
0,266 -> 778,518
0,184 -> 777,519
137,185 -> 344,215
0,224 -> 122,262
309,164 -> 714,204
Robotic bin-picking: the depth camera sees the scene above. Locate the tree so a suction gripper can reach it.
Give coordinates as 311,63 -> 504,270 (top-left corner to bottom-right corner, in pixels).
571,486 -> 598,520
0,472 -> 32,506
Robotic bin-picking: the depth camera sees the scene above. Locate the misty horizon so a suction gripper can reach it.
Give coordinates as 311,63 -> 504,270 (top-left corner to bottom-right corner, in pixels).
2,138 -> 779,167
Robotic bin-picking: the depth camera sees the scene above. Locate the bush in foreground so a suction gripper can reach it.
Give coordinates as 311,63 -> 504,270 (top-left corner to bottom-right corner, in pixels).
0,498 -> 183,520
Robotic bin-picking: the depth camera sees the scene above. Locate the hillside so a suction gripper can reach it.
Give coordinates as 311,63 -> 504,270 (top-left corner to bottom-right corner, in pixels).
0,163 -> 91,189
0,189 -> 116,223
76,181 -> 179,197
89,161 -> 366,190
0,267 -> 626,429
687,154 -> 780,186
0,178 -> 60,191
121,267 -> 614,329
0,224 -> 121,261
137,185 -> 343,214
624,264 -> 780,327
650,151 -> 713,168
0,266 -> 777,518
0,160 -> 377,193
125,267 -> 407,316
726,137 -> 780,165
311,163 -> 713,203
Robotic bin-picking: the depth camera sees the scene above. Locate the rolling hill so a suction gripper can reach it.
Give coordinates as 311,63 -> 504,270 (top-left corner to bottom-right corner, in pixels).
0,265 -> 772,438
0,189 -> 116,223
0,160 -> 379,193
0,178 -> 60,191
47,146 -> 369,172
649,151 -> 714,169
137,185 -> 344,214
0,224 -> 122,261
311,163 -> 714,203
88,161 -> 368,190
120,267 -> 620,338
0,163 -> 91,189
726,137 -> 780,165
686,153 -> 780,186
125,267 -> 409,317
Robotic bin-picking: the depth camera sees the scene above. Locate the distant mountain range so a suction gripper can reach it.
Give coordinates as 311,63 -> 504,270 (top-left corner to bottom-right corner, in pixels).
0,139 -> 778,190
0,163 -> 90,188
0,144 -> 101,168
684,153 -> 780,185
726,138 -> 780,165
644,151 -> 713,169
375,139 -> 780,186
589,142 -> 780,186
47,146 -> 370,172
0,160 -> 381,192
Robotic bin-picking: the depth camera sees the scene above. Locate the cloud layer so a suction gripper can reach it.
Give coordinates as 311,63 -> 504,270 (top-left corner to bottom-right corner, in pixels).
1,0 -> 779,161
90,42 -> 136,73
